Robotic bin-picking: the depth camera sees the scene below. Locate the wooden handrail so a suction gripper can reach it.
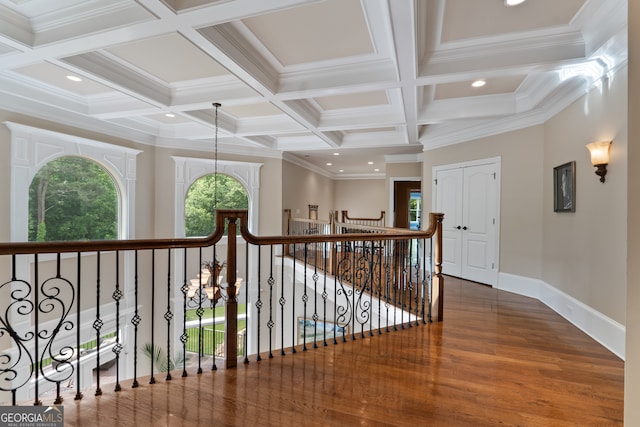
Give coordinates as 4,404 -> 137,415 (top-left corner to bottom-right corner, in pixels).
341,210 -> 385,223
241,211 -> 442,245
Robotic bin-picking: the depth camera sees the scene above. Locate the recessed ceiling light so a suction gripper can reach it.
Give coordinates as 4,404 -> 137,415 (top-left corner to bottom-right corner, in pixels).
374,168 -> 380,172
367,161 -> 374,165
165,113 -> 175,118
339,169 -> 344,172
66,75 -> 82,82
504,0 -> 526,6
472,80 -> 486,88
326,162 -> 332,166
333,152 -> 340,156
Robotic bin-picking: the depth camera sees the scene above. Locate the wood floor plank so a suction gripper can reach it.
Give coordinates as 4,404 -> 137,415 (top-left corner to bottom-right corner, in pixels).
55,277 -> 624,426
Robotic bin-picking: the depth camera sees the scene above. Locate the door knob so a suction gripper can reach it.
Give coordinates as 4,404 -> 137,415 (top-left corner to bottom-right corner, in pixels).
462,226 -> 468,230
455,225 -> 461,230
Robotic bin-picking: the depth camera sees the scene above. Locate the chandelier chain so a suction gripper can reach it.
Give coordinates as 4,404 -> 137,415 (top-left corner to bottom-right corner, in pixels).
213,102 -> 221,211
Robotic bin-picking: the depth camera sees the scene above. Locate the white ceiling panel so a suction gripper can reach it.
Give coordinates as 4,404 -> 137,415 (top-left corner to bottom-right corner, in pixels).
105,33 -> 229,84
13,61 -> 114,95
242,0 -> 373,66
315,91 -> 389,110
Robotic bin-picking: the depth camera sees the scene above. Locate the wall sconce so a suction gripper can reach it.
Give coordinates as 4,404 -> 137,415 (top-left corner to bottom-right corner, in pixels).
586,141 -> 612,183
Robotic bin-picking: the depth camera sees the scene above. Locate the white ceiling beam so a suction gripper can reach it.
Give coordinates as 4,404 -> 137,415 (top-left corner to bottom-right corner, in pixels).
387,0 -> 419,145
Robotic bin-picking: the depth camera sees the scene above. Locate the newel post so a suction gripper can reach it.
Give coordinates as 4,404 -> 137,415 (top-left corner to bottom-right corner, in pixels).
224,216 -> 238,369
283,209 -> 291,256
432,213 -> 445,322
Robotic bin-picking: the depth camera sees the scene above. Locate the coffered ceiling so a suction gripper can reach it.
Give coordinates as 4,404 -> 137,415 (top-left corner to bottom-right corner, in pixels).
0,0 -> 627,177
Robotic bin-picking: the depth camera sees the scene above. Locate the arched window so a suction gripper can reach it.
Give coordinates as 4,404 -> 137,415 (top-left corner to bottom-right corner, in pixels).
8,122 -> 140,243
28,156 -> 118,241
184,174 -> 248,237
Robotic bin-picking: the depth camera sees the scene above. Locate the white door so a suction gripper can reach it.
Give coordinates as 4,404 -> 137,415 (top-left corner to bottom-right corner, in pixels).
435,168 -> 463,277
434,160 -> 500,286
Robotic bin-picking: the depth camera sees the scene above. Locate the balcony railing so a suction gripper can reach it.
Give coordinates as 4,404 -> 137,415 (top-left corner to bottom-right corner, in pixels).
0,210 -> 443,406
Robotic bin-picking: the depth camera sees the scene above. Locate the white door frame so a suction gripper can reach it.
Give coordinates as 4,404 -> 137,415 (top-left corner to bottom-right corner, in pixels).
432,157 -> 501,286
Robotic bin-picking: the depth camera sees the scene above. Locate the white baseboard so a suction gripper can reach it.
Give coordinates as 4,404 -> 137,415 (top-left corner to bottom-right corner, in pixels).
497,272 -> 625,360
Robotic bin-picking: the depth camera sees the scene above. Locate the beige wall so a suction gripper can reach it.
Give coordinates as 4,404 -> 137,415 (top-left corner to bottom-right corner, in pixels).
282,160 -> 335,222
542,66 -> 627,324
627,1 -> 640,423
422,126 -> 545,279
334,178 -> 386,219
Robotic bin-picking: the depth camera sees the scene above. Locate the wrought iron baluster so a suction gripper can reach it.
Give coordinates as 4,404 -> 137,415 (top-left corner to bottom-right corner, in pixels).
197,247 -> 204,374
291,246 -> 296,354
75,252 -> 83,400
302,243 -> 308,351
393,241 -> 398,331
94,251 -> 102,396
368,241 -> 375,337
322,242 -> 329,347
35,255 -> 74,402
351,241 -> 356,341
132,250 -> 140,388
384,241 -> 391,333
407,239 -> 414,328
333,242 -> 339,345
40,253 -> 76,404
113,251 -> 123,391
0,255 -> 35,406
279,244 -> 285,356
181,248 -> 188,378
34,253 -> 41,405
150,249 -> 156,384
255,245 -> 262,362
312,242 -> 319,349
422,237 -> 428,325
165,249 -> 173,381
401,240 -> 407,329
245,243 -> 250,364
267,245 -> 274,359
377,240 -> 383,335
211,244 -> 218,371
414,239 -> 421,326
428,238 -> 434,323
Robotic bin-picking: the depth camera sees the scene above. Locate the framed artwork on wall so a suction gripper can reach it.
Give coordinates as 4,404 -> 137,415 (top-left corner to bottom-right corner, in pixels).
553,161 -> 576,212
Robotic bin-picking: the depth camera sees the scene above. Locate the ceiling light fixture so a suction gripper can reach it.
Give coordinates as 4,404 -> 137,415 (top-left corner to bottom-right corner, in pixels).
165,113 -> 175,118
374,168 -> 380,172
367,161 -> 374,165
504,0 -> 526,6
326,162 -> 332,166
472,79 -> 486,88
66,75 -> 82,82
333,152 -> 339,156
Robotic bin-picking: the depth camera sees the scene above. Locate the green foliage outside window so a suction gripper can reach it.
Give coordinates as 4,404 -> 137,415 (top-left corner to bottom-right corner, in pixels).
184,174 -> 249,237
409,197 -> 419,221
28,156 -> 118,242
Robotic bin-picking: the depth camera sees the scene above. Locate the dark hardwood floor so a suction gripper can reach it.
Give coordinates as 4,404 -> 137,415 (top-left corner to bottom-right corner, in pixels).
58,276 -> 624,426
